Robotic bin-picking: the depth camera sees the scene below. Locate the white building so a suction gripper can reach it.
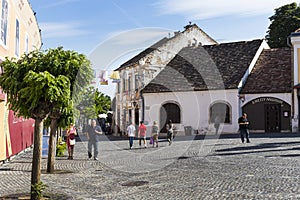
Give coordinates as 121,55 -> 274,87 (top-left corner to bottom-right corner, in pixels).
114,24 -> 300,135
113,24 -> 217,133
142,39 -> 294,134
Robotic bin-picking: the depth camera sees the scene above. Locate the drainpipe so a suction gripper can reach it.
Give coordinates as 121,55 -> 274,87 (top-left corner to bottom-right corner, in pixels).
140,90 -> 145,122
287,35 -> 292,47
287,34 -> 296,132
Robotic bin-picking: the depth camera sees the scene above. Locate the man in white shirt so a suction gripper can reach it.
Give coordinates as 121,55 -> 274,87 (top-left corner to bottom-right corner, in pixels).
126,123 -> 136,149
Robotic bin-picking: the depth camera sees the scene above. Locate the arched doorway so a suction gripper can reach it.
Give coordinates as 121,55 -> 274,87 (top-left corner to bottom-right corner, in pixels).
243,97 -> 291,132
160,102 -> 181,132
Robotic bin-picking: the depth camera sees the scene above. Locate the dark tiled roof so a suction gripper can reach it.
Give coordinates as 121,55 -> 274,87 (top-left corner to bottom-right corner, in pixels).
116,37 -> 170,71
240,48 -> 292,94
142,39 -> 263,93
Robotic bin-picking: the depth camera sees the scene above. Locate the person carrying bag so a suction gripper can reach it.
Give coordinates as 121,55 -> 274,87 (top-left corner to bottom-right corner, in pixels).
66,123 -> 77,160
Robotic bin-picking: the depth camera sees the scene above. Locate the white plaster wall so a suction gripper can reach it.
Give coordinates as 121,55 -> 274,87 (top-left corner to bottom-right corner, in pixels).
291,36 -> 300,85
143,89 -> 240,135
182,27 -> 217,45
292,89 -> 298,132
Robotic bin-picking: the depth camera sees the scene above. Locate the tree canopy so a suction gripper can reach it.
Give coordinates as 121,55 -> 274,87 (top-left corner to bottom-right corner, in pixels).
0,54 -> 69,119
78,87 -> 111,120
0,47 -> 93,199
266,2 -> 300,48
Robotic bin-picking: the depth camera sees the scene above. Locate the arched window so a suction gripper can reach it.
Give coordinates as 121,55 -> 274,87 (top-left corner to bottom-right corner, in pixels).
210,102 -> 231,124
160,102 -> 181,132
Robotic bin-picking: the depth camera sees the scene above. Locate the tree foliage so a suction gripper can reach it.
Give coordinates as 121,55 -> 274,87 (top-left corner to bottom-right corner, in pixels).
0,52 -> 70,119
266,2 -> 300,48
41,48 -> 93,173
0,47 -> 93,199
95,89 -> 111,114
78,87 -> 111,120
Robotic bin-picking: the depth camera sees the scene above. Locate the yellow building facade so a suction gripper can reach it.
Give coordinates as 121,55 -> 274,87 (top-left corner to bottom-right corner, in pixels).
0,0 -> 41,160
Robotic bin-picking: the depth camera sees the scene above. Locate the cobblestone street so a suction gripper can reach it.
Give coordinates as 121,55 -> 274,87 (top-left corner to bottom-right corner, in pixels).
1,132 -> 300,199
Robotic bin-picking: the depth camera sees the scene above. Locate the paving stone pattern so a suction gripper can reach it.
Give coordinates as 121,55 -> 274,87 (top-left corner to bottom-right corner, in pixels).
1,133 -> 300,199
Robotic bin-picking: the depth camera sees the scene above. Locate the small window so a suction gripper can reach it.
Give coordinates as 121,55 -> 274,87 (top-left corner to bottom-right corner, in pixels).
0,0 -> 8,46
122,78 -> 126,92
135,74 -> 139,89
15,19 -> 20,56
117,82 -> 120,93
128,76 -> 131,92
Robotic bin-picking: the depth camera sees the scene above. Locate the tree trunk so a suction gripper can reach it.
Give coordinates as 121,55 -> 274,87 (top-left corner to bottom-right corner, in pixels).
31,118 -> 44,200
46,119 -> 58,173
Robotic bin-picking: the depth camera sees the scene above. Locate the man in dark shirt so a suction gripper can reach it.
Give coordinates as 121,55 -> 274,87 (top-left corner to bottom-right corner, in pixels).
238,113 -> 250,143
85,119 -> 102,160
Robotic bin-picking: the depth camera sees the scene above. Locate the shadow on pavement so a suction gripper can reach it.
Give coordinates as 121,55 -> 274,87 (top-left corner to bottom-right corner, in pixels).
94,132 -> 300,142
213,141 -> 300,156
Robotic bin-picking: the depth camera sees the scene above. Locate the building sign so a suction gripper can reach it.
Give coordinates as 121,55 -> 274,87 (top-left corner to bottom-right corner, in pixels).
251,97 -> 284,105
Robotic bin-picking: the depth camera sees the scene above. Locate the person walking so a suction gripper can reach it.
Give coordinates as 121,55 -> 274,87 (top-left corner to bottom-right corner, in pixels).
151,121 -> 159,147
138,121 -> 147,148
214,116 -> 221,135
238,113 -> 250,143
85,119 -> 103,160
166,120 -> 174,145
127,123 -> 136,149
66,123 -> 77,160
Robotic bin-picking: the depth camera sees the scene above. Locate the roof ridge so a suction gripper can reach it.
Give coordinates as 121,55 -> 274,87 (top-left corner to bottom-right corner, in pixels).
203,39 -> 263,47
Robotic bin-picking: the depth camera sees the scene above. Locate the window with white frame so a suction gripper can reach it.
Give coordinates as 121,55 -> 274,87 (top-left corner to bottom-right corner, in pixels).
25,33 -> 28,53
0,0 -> 8,46
15,19 -> 20,56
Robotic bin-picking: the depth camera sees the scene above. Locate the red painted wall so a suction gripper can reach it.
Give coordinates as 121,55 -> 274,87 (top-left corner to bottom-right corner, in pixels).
7,110 -> 34,158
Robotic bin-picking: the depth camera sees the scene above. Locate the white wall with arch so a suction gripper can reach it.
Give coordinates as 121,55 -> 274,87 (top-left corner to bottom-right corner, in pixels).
143,89 -> 240,135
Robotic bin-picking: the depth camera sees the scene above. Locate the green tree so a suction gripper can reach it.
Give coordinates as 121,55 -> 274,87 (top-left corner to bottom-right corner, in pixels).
78,87 -> 111,122
266,2 -> 300,48
42,48 -> 93,174
94,89 -> 111,115
0,48 -> 93,199
0,53 -> 70,200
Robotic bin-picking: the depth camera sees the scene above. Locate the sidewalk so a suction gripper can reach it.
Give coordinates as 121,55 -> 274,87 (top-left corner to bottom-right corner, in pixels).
1,132 -> 300,199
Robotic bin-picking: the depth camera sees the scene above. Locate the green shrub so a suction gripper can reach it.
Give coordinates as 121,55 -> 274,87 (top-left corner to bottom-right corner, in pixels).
56,142 -> 66,157
31,181 -> 47,199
